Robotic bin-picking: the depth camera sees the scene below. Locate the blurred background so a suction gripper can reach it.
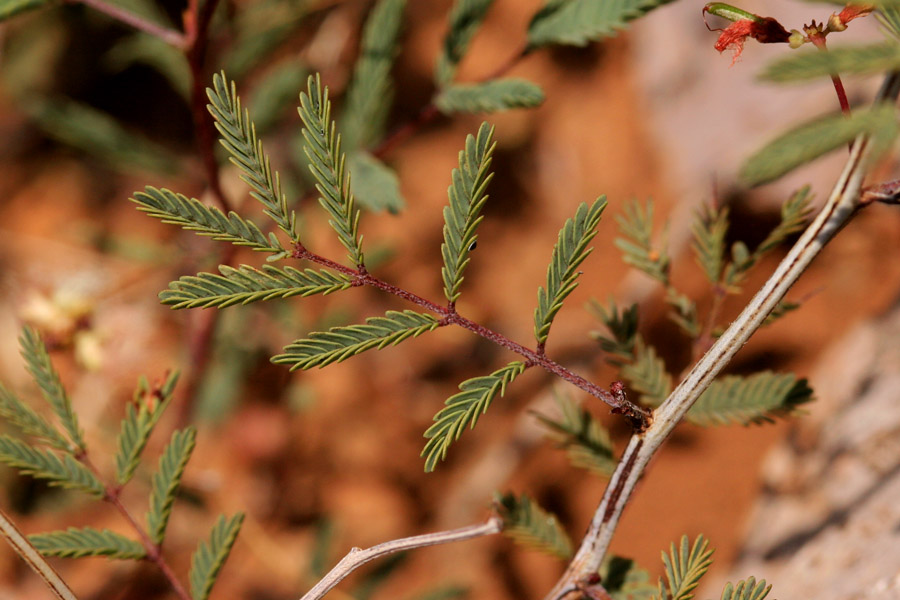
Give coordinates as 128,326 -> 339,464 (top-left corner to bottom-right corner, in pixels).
0,0 -> 899,598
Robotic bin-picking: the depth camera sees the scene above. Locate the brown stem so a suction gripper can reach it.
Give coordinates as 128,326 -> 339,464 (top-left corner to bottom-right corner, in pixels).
69,0 -> 187,47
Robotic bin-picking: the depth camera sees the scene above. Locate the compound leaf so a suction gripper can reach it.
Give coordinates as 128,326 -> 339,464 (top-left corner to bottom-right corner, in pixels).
160,264 -> 351,309
435,0 -> 495,86
435,79 -> 545,114
615,199 -> 669,284
620,338 -> 671,407
147,427 -> 196,545
691,204 -> 728,285
756,186 -> 813,255
422,361 -> 526,472
657,535 -> 714,600
29,527 -> 145,560
299,74 -> 365,266
527,0 -> 675,48
0,435 -> 104,497
441,122 -> 496,303
534,197 -> 607,344
347,151 -> 406,213
590,297 -> 639,364
495,493 -> 572,559
0,384 -> 70,452
741,104 -> 900,186
114,371 -> 178,485
688,372 -> 813,426
718,577 -> 772,600
761,42 -> 900,82
189,513 -> 244,600
273,311 -> 440,370
342,0 -> 406,150
534,391 -> 615,476
208,73 -> 298,240
20,328 -> 85,453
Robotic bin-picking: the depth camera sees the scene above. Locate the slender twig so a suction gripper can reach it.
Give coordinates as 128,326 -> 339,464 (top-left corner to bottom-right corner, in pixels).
0,506 -> 79,600
299,518 -> 503,600
68,0 -> 187,47
541,70 -> 900,600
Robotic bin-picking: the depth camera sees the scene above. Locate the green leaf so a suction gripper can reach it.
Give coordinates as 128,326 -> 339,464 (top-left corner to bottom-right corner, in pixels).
298,73 -> 365,266
435,0 -> 495,86
207,72 -> 298,240
527,0 -> 675,48
435,79 -> 545,114
741,104 -> 900,186
189,513 -> 244,600
131,186 -> 283,254
114,371 -> 178,485
441,122 -> 496,303
878,6 -> 900,40
19,328 -> 85,452
0,0 -> 51,21
422,361 -> 526,472
718,577 -> 772,600
0,435 -> 104,497
534,391 -> 616,476
29,527 -> 145,560
615,199 -> 669,284
273,310 -> 440,370
0,384 -> 70,452
762,300 -> 800,326
600,556 -> 656,600
342,0 -> 406,150
147,427 -> 196,545
620,338 -> 671,407
755,186 -> 813,255
160,264 -> 352,309
688,372 -> 813,427
589,297 -> 639,364
347,151 -> 406,213
664,288 -> 700,338
494,493 -> 572,559
656,535 -> 714,600
761,42 -> 900,83
534,198 -> 607,344
691,204 -> 728,285
248,61 -> 310,133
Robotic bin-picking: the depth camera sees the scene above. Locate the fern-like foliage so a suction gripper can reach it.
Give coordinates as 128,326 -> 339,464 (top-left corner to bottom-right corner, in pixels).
655,535 -> 713,600
273,310 -> 440,370
29,527 -> 146,560
19,328 -> 85,452
422,361 -> 526,472
131,186 -> 284,255
590,298 -> 639,364
160,264 -> 352,309
341,0 -> 406,150
761,42 -> 900,82
441,122 -> 496,303
114,371 -> 178,485
879,5 -> 900,39
534,198 -> 606,344
718,578 -> 771,600
299,74 -> 365,266
600,556 -> 657,600
207,73 -> 298,240
494,493 -> 572,559
527,0 -> 676,48
435,79 -> 545,114
534,391 -> 616,476
0,435 -> 104,497
688,373 -> 813,426
435,0 -> 495,86
620,339 -> 671,407
147,427 -> 197,545
189,513 -> 245,600
615,199 -> 669,284
0,384 -> 70,452
691,204 -> 728,285
664,288 -> 700,338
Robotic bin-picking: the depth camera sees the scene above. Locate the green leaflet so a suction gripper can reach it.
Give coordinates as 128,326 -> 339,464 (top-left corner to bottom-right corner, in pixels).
533,391 -> 616,476
435,0 -> 495,86
189,513 -> 244,600
347,151 -> 406,213
620,338 -> 671,407
298,74 -> 365,266
691,204 -> 729,285
0,384 -> 70,452
761,42 -> 900,83
615,199 -> 670,284
131,186 -> 283,254
741,104 -> 900,186
342,0 -> 406,150
435,79 -> 545,114
600,556 -> 656,600
688,373 -> 813,426
147,427 -> 196,545
272,310 -> 440,370
657,535 -> 714,600
0,435 -> 104,497
114,371 -> 178,485
494,493 -> 573,559
160,264 -> 352,309
0,0 -> 50,21
590,297 -> 640,364
527,0 -> 676,48
422,361 -> 526,472
441,122 -> 496,303
718,578 -> 772,600
29,527 -> 145,560
208,72 -> 298,240
19,328 -> 85,452
534,198 -> 607,344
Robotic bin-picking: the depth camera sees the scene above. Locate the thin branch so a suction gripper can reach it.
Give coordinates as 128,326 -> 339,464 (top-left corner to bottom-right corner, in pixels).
0,506 -> 79,600
299,518 -> 503,600
542,70 -> 900,600
68,0 -> 186,48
